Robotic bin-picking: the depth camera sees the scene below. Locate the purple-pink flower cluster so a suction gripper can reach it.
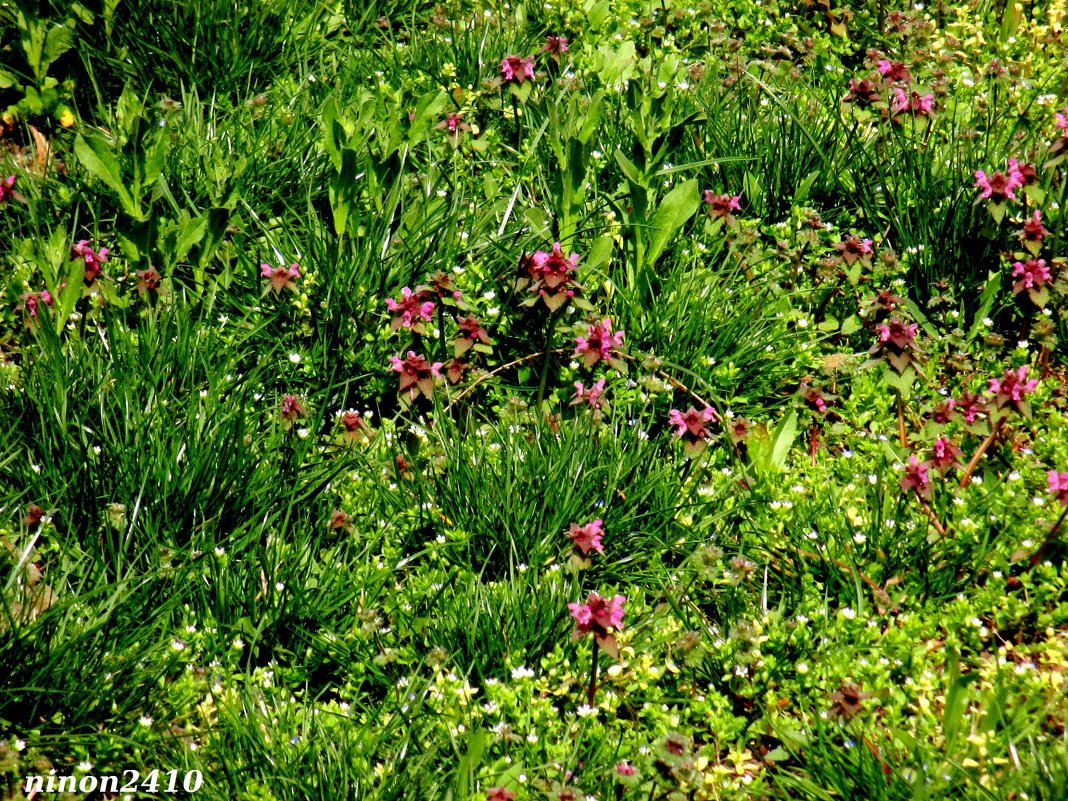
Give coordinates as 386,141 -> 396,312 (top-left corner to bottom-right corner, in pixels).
575,318 -> 625,370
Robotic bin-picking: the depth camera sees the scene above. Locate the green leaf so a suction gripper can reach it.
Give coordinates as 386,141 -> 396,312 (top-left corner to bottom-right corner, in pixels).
41,24 -> 74,79
793,169 -> 820,203
840,315 -> 862,336
523,207 -> 551,237
967,272 -> 1000,342
175,213 -> 208,262
74,133 -> 142,219
769,409 -> 798,471
614,149 -> 643,186
578,92 -> 604,144
584,235 -> 614,275
645,178 -> 700,267
586,0 -> 611,29
56,259 -> 85,334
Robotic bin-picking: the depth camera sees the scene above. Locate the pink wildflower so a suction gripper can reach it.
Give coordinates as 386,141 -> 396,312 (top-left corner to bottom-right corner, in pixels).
876,60 -> 910,82
71,239 -> 109,283
0,175 -> 16,203
801,385 -> 829,413
135,267 -> 162,295
542,36 -> 569,57
1048,471 -> 1068,506
453,315 -> 492,357
435,113 -> 471,142
338,410 -> 373,444
930,436 -> 963,473
328,510 -> 353,531
835,235 -> 873,266
529,242 -> 579,290
891,87 -> 933,117
572,379 -> 607,411
900,455 -> 933,500
574,318 -> 624,369
876,318 -> 918,349
1008,158 -> 1037,187
280,394 -> 305,427
485,789 -> 515,801
931,397 -> 957,424
567,519 -> 605,556
527,242 -> 581,310
19,289 -> 53,322
1055,107 -> 1068,137
390,351 -> 442,401
974,169 -> 1022,203
261,262 -> 301,294
668,406 -> 719,458
568,592 -> 625,653
703,191 -> 742,221
443,358 -> 469,385
385,287 -> 435,333
844,78 -> 880,106
1012,258 -> 1051,295
615,762 -> 637,777
500,55 -> 535,85
989,365 -> 1039,413
1020,210 -> 1048,243
955,391 -> 985,424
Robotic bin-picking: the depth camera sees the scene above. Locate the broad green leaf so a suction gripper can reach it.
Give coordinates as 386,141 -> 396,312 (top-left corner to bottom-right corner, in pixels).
586,0 -> 611,29
74,133 -> 141,219
584,235 -> 614,274
645,178 -> 700,267
769,409 -> 798,470
523,207 -> 550,237
175,213 -> 208,262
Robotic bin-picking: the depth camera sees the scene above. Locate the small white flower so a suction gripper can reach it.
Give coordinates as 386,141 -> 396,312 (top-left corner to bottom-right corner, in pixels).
576,704 -> 597,717
289,352 -> 301,364
139,716 -> 154,727
839,607 -> 856,620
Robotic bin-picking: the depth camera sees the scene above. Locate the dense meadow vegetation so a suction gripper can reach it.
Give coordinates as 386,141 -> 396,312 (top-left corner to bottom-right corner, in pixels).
2,0 -> 1068,798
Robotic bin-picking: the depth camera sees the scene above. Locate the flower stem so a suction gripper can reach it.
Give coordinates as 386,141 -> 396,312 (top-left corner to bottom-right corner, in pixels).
446,349 -> 565,408
510,94 -> 521,152
536,310 -> 560,410
916,495 -> 949,538
1026,503 -> 1068,570
587,636 -> 600,706
959,416 -> 1005,489
437,304 -> 448,363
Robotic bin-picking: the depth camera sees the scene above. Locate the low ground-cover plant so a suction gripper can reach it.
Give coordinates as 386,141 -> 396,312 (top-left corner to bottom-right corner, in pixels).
2,1 -> 1068,799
